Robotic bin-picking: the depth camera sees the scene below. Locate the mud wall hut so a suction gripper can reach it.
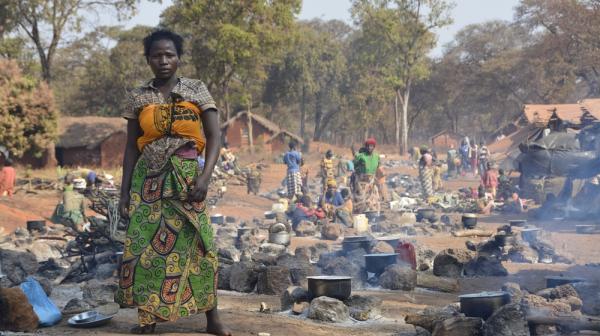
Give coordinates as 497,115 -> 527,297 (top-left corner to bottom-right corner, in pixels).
430,130 -> 464,152
267,130 -> 304,153
221,111 -> 281,152
55,117 -> 126,168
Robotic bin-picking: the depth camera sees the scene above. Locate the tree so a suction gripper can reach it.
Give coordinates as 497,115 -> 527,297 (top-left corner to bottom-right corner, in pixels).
162,0 -> 301,121
351,0 -> 453,153
0,59 -> 58,158
11,0 -> 139,82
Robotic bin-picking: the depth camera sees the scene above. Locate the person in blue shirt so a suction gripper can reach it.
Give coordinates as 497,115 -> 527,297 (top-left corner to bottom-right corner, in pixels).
283,141 -> 303,199
319,181 -> 344,220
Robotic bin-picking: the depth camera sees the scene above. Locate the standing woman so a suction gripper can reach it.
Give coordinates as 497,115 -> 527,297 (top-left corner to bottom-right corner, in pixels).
116,30 -> 231,336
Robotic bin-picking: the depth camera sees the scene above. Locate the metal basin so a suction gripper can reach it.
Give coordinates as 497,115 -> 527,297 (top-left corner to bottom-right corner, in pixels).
509,219 -> 527,227
307,276 -> 352,300
377,237 -> 400,249
68,311 -> 114,328
342,236 -> 371,252
364,253 -> 399,275
459,291 -> 510,320
268,231 -> 290,246
210,214 -> 224,225
521,227 -> 541,243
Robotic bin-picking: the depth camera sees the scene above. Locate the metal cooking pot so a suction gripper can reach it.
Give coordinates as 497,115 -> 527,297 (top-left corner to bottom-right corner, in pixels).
509,219 -> 527,227
237,227 -> 252,239
264,211 -> 276,220
462,213 -> 478,229
307,276 -> 352,300
342,236 -> 371,253
364,211 -> 381,224
545,276 -> 585,288
494,233 -> 516,246
521,227 -> 541,243
364,253 -> 399,275
26,220 -> 46,233
459,291 -> 510,320
210,214 -> 224,225
268,231 -> 290,246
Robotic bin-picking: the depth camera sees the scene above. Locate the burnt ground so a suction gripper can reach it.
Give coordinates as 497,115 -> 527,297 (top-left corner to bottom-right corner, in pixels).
2,148 -> 600,335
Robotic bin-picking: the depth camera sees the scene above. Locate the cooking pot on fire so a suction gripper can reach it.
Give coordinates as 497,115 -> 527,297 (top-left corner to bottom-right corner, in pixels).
307,276 -> 352,300
342,236 -> 371,253
364,253 -> 399,275
459,291 -> 510,320
462,213 -> 478,229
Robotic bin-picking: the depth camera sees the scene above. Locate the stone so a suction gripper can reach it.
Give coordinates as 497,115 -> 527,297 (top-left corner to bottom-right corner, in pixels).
405,305 -> 461,332
252,252 -> 278,266
292,302 -> 309,315
218,246 -> 240,262
370,241 -> 395,254
572,282 -> 600,315
309,243 -> 331,261
259,243 -> 287,255
82,279 -> 118,307
95,302 -> 119,316
280,286 -> 311,310
95,263 -> 118,280
464,255 -> 508,277
416,326 -> 432,336
256,266 -> 292,295
521,294 -> 572,318
27,241 -> 62,262
295,220 -> 317,237
343,248 -> 367,268
217,264 -> 232,290
344,295 -> 383,321
294,246 -> 311,261
548,284 -> 579,300
62,298 -> 92,315
433,249 -> 474,278
307,296 -> 349,322
321,256 -> 365,289
555,296 -> 582,311
320,223 -> 343,240
379,264 -> 417,291
0,249 -> 39,286
229,262 -> 258,293
33,276 -> 53,297
483,303 -> 530,336
532,325 -> 557,335
505,245 -> 538,264
0,287 -> 39,332
238,229 -> 264,251
432,316 -> 483,336
276,254 -> 317,287
502,282 -> 523,304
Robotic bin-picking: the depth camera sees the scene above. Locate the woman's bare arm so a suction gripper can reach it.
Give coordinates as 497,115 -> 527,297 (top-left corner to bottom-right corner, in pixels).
119,119 -> 142,218
190,108 -> 220,202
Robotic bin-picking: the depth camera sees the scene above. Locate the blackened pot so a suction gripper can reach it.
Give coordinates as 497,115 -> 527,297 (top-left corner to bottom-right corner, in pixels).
494,233 -> 516,246
509,219 -> 527,227
459,291 -> 510,320
26,220 -> 46,233
307,275 -> 352,300
462,214 -> 478,229
342,236 -> 371,252
364,253 -> 399,275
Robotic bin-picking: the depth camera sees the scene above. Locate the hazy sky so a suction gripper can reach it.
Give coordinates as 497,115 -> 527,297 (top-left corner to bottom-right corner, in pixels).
112,0 -> 520,56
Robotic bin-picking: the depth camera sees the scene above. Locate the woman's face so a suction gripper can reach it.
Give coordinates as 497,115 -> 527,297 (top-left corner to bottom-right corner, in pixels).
147,39 -> 179,79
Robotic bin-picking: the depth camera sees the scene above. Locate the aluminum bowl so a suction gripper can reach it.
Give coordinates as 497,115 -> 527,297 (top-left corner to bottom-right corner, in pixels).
268,231 -> 290,246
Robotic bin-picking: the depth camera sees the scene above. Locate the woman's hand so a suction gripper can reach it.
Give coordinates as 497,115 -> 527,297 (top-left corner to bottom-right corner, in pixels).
119,195 -> 130,219
189,175 -> 210,202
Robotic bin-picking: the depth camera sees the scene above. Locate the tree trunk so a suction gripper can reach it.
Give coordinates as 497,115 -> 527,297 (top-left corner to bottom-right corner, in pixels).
398,83 -> 411,155
313,92 -> 323,141
300,86 -> 306,140
223,83 -> 231,121
394,91 -> 401,150
247,112 -> 254,154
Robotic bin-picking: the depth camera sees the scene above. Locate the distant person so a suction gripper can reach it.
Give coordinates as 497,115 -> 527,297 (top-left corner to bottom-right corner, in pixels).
319,181 -> 344,220
478,141 -> 490,176
320,150 -> 336,192
482,162 -> 499,198
419,148 -> 434,200
504,192 -> 525,213
470,142 -> 479,175
352,138 -> 381,212
0,157 -> 16,197
52,174 -> 87,231
446,145 -> 458,178
460,138 -> 471,174
497,169 -> 512,200
283,141 -> 303,200
289,195 -> 324,231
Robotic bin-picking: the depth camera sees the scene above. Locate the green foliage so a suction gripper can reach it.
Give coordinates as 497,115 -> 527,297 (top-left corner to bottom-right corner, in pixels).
0,59 -> 58,158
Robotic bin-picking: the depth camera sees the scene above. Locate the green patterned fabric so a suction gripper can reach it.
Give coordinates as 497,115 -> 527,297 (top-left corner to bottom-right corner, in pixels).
115,155 -> 218,322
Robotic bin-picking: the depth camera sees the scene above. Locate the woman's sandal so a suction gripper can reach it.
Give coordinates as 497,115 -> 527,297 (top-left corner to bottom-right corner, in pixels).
131,323 -> 156,334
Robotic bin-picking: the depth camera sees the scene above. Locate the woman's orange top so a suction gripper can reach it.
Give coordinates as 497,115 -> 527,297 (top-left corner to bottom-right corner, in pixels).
137,101 -> 204,152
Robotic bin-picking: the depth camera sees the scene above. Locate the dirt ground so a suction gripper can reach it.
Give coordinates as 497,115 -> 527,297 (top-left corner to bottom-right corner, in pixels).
2,150 -> 600,335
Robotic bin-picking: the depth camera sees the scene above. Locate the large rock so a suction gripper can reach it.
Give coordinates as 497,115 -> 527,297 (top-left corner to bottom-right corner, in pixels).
218,246 -> 240,262
217,264 -> 232,290
295,220 -> 317,237
95,263 -> 118,280
320,223 -> 343,240
82,279 -> 118,307
433,249 -> 473,278
256,266 -> 292,295
502,282 -> 523,304
464,256 -> 508,277
370,241 -> 395,254
344,295 -> 382,321
294,246 -> 312,261
307,296 -> 349,322
0,249 -> 39,286
276,254 -> 317,287
259,243 -> 287,255
432,316 -> 483,336
483,303 -> 530,336
280,286 -> 311,310
229,262 -> 258,293
321,256 -> 364,289
309,242 -> 331,261
252,252 -> 278,266
521,294 -> 572,318
27,241 -> 62,262
0,287 -> 39,332
405,305 -> 461,333
505,245 -> 538,264
62,298 -> 92,315
379,264 -> 417,291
